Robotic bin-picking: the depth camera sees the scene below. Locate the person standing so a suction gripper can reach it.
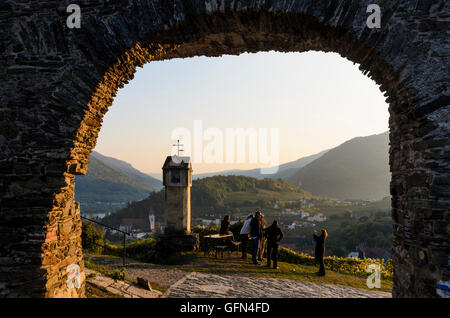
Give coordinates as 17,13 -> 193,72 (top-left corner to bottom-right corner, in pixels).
264,220 -> 284,269
239,214 -> 253,259
219,215 -> 231,235
313,229 -> 328,276
257,213 -> 266,262
250,211 -> 263,265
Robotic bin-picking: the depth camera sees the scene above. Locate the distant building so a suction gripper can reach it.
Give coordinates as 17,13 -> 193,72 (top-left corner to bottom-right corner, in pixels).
119,225 -> 132,233
287,222 -> 297,230
306,214 -> 327,222
288,221 -> 309,230
121,218 -> 148,231
201,219 -> 214,226
282,208 -> 308,215
348,251 -> 360,259
201,219 -> 221,226
133,232 -> 149,239
348,249 -> 365,259
149,214 -> 155,232
300,211 -> 310,218
360,247 -> 392,260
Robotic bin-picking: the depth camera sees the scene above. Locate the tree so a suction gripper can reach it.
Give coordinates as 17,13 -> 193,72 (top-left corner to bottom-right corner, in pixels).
81,221 -> 104,253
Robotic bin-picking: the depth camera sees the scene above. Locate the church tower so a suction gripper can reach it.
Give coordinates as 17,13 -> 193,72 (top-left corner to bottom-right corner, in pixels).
162,155 -> 192,235
154,149 -> 198,259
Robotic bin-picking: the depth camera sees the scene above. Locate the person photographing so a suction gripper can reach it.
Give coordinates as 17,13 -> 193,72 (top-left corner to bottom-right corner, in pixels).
313,229 -> 328,276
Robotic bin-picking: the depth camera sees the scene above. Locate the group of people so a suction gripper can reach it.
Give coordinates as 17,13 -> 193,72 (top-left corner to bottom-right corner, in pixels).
219,212 -> 328,275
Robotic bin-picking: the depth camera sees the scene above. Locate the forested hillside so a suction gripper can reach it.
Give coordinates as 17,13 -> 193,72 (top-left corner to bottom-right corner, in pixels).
75,152 -> 161,213
102,175 -> 315,226
287,132 -> 390,200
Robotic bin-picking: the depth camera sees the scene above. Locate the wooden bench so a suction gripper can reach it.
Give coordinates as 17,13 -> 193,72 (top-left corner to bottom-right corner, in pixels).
215,245 -> 228,258
215,240 -> 241,258
203,234 -> 232,256
204,234 -> 241,258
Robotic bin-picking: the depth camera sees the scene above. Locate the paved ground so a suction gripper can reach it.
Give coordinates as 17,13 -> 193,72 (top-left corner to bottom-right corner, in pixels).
165,271 -> 391,298
85,268 -> 162,298
85,255 -> 391,298
86,255 -> 188,290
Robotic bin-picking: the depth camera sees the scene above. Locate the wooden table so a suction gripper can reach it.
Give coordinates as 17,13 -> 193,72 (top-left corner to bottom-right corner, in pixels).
202,234 -> 233,256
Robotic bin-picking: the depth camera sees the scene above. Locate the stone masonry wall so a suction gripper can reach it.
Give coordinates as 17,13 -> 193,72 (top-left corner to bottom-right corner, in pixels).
0,0 -> 448,297
165,187 -> 191,235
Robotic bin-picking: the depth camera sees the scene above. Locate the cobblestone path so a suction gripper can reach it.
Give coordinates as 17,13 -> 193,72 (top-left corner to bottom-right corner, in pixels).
165,272 -> 391,298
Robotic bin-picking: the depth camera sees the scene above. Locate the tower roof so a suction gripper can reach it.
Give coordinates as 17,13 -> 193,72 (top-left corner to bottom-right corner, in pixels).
162,155 -> 192,169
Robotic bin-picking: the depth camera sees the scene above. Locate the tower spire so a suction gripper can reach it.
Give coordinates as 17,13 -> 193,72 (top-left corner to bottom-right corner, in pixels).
172,139 -> 184,156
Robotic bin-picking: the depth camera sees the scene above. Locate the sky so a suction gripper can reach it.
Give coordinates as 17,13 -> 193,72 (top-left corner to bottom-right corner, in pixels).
94,51 -> 389,175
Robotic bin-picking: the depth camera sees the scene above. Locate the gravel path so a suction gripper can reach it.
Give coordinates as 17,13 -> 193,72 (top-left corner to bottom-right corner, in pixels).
165,272 -> 391,298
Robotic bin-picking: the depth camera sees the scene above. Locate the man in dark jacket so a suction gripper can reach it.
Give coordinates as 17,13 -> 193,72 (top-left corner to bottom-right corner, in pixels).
264,220 -> 284,269
250,211 -> 263,265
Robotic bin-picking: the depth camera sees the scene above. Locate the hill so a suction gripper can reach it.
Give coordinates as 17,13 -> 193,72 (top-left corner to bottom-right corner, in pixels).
91,151 -> 162,190
102,175 -> 314,226
286,132 -> 390,200
75,152 -> 162,213
193,150 -> 328,180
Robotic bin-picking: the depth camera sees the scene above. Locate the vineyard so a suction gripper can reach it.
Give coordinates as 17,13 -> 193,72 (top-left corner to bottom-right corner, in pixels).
278,246 -> 393,279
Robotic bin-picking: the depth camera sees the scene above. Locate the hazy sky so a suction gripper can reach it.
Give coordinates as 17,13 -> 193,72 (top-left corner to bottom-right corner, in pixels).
94,51 -> 389,175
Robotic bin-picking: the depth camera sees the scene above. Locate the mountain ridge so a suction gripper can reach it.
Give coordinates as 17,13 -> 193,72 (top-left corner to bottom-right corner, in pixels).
75,152 -> 162,212
192,149 -> 329,180
286,132 -> 390,200
91,151 -> 162,190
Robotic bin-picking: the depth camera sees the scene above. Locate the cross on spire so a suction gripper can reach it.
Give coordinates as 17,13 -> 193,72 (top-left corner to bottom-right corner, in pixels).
172,139 -> 184,156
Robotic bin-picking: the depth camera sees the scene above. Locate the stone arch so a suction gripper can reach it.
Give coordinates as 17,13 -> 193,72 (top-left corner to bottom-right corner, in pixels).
0,1 -> 448,298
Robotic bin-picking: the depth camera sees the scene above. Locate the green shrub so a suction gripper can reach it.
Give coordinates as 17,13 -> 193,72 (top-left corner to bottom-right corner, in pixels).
81,221 -> 104,254
109,268 -> 126,281
192,225 -> 220,251
193,222 -> 246,253
84,260 -> 125,281
103,238 -> 157,262
278,246 -> 393,279
229,220 -> 244,237
192,224 -> 220,236
193,221 -> 244,238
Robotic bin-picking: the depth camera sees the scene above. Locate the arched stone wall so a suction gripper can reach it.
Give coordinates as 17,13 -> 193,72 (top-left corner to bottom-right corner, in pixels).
0,0 -> 448,298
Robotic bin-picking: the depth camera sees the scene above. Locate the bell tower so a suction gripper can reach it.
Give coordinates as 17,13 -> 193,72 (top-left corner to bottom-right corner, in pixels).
154,150 -> 198,260
162,155 -> 192,235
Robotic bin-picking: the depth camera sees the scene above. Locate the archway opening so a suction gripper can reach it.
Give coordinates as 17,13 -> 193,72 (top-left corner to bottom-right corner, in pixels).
62,12 -> 409,298
76,50 -> 393,295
